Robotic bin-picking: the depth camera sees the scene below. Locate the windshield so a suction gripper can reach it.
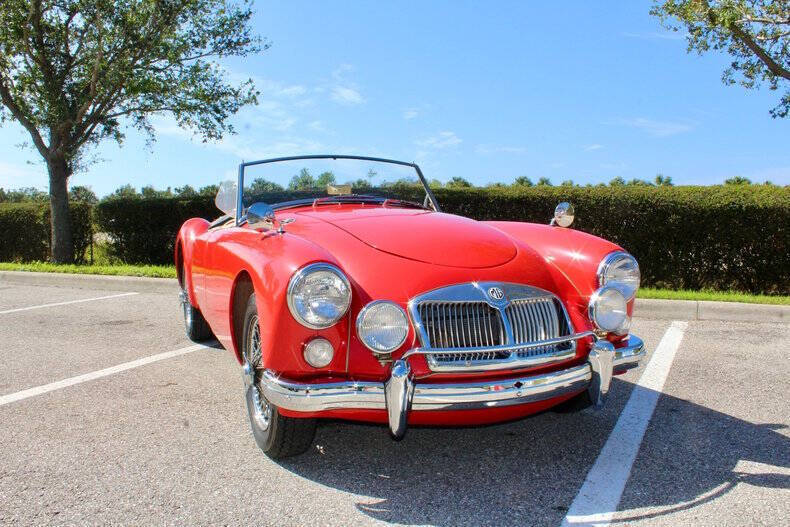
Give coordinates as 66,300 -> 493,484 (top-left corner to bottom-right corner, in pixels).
214,156 -> 440,222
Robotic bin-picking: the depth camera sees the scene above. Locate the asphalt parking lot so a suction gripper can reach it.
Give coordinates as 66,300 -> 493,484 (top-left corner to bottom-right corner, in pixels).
1,281 -> 788,526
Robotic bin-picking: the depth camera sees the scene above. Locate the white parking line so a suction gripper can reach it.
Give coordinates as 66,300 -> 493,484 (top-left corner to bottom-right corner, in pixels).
0,343 -> 212,406
0,292 -> 138,314
562,320 -> 688,527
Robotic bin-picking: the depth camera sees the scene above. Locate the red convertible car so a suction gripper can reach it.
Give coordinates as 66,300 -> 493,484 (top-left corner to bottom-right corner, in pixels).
176,155 -> 644,459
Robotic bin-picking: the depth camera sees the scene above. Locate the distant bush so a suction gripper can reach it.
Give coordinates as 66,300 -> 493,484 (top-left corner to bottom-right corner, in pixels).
86,184 -> 789,294
0,202 -> 93,263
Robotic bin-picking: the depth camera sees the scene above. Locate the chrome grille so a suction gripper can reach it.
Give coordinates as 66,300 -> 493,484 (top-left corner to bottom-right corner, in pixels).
409,282 -> 577,371
505,298 -> 572,358
418,302 -> 508,362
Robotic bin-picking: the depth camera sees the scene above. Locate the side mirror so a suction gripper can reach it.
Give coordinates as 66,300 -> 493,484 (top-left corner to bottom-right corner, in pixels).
247,202 -> 276,230
551,202 -> 574,227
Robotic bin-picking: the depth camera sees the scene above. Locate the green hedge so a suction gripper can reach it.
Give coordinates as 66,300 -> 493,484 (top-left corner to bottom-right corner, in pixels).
0,202 -> 93,263
93,185 -> 789,294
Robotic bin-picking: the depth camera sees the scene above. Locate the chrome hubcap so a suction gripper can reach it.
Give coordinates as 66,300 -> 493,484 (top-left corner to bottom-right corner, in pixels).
244,314 -> 272,431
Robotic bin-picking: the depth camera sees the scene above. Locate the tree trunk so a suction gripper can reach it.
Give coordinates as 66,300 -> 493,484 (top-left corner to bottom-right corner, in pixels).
47,155 -> 74,263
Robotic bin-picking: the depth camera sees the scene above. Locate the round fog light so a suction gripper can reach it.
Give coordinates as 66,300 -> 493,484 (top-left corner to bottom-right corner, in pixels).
588,286 -> 628,333
303,338 -> 334,368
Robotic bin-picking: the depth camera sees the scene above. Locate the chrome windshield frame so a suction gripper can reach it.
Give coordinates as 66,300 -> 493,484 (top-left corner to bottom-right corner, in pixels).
235,154 -> 442,225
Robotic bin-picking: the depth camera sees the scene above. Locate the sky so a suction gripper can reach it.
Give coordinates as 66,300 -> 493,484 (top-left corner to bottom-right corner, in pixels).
1,1 -> 788,197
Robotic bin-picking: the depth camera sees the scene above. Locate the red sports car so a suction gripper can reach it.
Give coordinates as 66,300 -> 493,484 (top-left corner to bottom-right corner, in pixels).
176,155 -> 644,459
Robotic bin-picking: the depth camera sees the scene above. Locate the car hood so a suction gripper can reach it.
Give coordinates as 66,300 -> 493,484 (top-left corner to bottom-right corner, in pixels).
296,209 -> 518,268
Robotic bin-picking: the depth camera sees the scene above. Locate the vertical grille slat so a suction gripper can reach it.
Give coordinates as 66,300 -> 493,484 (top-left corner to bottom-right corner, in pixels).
415,287 -> 574,367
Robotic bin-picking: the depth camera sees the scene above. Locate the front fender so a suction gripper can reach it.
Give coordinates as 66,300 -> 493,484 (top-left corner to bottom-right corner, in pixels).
175,217 -> 210,306
485,222 -> 632,321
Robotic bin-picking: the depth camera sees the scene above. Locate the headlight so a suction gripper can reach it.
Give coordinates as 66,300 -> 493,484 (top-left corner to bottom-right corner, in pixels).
598,251 -> 640,300
356,301 -> 409,354
588,286 -> 628,333
287,263 -> 351,329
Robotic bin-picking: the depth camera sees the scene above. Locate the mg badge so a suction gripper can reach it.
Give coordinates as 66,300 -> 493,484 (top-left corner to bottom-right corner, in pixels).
488,287 -> 505,300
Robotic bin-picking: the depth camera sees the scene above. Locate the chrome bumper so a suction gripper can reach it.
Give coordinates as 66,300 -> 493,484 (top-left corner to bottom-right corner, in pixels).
260,335 -> 645,438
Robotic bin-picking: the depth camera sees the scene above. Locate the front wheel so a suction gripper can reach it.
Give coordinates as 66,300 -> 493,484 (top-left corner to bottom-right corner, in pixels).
242,294 -> 316,459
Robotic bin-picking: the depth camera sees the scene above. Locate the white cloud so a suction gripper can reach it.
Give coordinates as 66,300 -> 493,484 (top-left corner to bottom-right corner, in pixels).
403,109 -> 419,120
329,64 -> 365,106
307,120 -> 325,132
331,86 -> 365,105
611,117 -> 695,137
584,144 -> 603,151
475,144 -> 526,154
416,131 -> 462,149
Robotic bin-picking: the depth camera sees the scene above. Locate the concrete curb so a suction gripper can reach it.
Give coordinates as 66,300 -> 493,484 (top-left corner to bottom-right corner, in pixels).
634,298 -> 787,323
1,271 -> 786,323
0,270 -> 180,294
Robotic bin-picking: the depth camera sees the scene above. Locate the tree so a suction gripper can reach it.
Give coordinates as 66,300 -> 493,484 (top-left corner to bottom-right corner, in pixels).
289,168 -> 315,190
560,179 -> 575,187
513,176 -> 533,187
350,178 -> 372,190
199,184 -> 219,196
0,1 -> 262,262
69,185 -> 97,204
627,178 -> 654,186
316,171 -> 336,187
446,176 -> 472,188
537,177 -> 552,186
654,173 -> 674,186
141,185 -> 172,198
248,178 -> 284,194
725,175 -> 752,184
109,184 -> 138,198
609,177 -> 626,186
651,1 -> 789,117
0,186 -> 49,202
174,184 -> 198,198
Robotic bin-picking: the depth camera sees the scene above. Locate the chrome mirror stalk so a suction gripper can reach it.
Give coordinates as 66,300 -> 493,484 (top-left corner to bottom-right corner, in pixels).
587,339 -> 615,408
384,359 -> 414,439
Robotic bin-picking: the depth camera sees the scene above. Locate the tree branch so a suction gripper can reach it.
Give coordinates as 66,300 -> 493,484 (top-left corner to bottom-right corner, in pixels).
0,77 -> 50,157
730,23 -> 790,81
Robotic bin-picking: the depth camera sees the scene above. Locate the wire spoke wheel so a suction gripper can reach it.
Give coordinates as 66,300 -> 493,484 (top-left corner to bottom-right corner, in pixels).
244,314 -> 271,431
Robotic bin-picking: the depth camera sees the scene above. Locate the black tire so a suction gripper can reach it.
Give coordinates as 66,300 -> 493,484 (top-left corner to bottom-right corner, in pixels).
551,389 -> 594,414
242,294 -> 316,459
180,266 -> 214,342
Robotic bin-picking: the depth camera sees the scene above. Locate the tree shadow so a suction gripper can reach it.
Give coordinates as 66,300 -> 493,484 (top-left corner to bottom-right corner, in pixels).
276,378 -> 789,526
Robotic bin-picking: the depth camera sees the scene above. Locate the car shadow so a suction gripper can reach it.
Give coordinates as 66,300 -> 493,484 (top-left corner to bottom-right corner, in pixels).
276,377 -> 789,526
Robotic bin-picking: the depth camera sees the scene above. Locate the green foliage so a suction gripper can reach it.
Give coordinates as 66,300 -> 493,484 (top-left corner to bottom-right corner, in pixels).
316,171 -> 336,187
0,187 -> 49,203
651,1 -> 789,117
725,175 -> 752,185
69,185 -> 98,204
654,174 -> 674,186
446,176 -> 472,188
288,168 -> 316,190
537,177 -> 552,186
0,202 -> 92,262
513,176 -> 533,187
92,185 -> 789,294
248,178 -> 284,194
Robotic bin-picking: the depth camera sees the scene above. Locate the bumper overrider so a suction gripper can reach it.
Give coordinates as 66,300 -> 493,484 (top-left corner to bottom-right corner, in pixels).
260,335 -> 645,438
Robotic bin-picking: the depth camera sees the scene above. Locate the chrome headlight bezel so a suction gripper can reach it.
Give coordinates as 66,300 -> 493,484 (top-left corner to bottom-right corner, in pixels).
597,251 -> 640,300
287,262 -> 352,330
588,285 -> 629,334
356,300 -> 409,354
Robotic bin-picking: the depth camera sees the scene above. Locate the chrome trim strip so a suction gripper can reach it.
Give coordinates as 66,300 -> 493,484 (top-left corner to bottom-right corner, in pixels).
260,363 -> 592,414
